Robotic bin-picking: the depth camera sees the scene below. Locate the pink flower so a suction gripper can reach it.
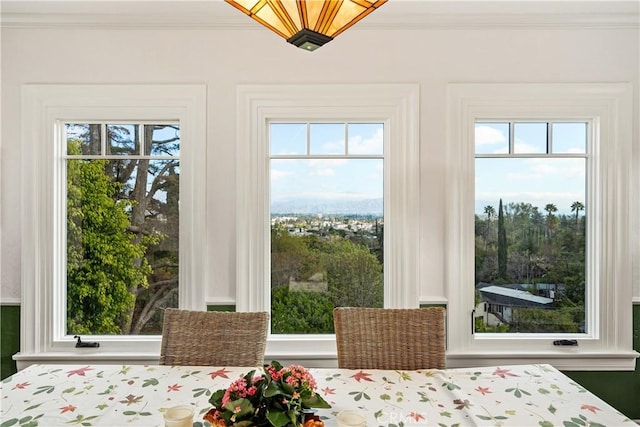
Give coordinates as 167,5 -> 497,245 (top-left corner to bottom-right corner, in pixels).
266,365 -> 283,381
286,376 -> 299,388
205,361 -> 328,424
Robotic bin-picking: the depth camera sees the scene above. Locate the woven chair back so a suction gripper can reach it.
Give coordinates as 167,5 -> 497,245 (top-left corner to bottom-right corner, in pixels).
159,309 -> 269,366
333,307 -> 446,370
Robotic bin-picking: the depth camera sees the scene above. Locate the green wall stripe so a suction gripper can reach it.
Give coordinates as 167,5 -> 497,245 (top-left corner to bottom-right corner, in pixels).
206,305 -> 235,312
562,304 -> 640,419
1,304 -> 638,419
0,305 -> 20,379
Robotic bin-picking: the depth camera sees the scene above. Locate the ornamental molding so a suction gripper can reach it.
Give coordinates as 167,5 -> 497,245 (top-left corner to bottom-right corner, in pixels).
1,1 -> 638,30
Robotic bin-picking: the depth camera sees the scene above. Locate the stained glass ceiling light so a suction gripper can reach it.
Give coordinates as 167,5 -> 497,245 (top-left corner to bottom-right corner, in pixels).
225,0 -> 388,51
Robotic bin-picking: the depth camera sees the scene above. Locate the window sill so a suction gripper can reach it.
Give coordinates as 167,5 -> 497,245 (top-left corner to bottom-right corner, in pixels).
446,350 -> 639,371
14,349 -> 638,372
12,352 -> 160,371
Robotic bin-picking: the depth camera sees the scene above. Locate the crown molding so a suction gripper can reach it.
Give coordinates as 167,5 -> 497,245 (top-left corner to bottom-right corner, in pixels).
2,12 -> 637,30
1,1 -> 638,30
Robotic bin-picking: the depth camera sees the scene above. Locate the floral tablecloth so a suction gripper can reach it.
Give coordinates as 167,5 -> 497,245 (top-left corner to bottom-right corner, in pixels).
0,363 -> 632,426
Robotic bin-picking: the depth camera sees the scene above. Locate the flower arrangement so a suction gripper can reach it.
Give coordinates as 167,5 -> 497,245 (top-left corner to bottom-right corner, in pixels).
204,361 -> 331,427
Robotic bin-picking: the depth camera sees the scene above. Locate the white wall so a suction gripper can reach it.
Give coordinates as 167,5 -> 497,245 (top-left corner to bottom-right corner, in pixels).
1,11 -> 639,304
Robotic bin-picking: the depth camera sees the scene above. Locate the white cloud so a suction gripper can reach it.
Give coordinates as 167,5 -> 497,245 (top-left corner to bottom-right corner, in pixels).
349,127 -> 384,154
513,139 -> 545,154
498,158 -> 584,182
319,140 -> 344,153
308,158 -> 348,167
475,125 -> 507,146
311,168 -> 335,177
271,169 -> 295,180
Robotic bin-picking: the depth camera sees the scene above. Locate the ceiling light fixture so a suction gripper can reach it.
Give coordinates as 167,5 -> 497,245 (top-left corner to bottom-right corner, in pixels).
225,0 -> 388,52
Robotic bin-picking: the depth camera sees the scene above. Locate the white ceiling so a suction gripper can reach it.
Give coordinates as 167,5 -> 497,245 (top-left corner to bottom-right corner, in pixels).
1,0 -> 638,28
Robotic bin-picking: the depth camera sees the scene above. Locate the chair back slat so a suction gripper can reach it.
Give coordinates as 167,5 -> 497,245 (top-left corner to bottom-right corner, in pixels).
159,309 -> 269,366
333,307 -> 446,370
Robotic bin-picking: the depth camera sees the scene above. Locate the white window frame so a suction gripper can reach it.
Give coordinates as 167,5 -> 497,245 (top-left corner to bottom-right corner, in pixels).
446,83 -> 638,370
236,84 -> 420,362
16,85 -> 207,368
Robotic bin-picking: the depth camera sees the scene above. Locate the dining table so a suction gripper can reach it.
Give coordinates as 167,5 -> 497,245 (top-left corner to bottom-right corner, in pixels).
0,362 -> 633,426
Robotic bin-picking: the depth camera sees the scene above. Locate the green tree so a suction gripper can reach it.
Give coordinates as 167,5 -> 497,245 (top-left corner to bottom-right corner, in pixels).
66,140 -> 153,334
324,238 -> 383,308
511,307 -> 580,333
269,226 -> 383,334
271,287 -> 334,334
74,124 -> 180,334
271,228 -> 323,287
111,125 -> 179,334
497,199 -> 507,281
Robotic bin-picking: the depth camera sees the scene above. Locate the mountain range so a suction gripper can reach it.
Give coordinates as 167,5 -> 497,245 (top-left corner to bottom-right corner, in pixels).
271,198 -> 383,216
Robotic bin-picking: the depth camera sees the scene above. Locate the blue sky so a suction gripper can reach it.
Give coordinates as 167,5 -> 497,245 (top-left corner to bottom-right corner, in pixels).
269,121 -> 587,216
270,123 -> 384,207
475,122 -> 587,216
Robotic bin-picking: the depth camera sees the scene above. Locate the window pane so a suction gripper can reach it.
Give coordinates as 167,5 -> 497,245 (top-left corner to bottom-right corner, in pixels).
270,123 -> 307,155
552,122 -> 587,154
144,124 -> 180,156
270,158 -> 384,334
475,123 -> 509,154
66,123 -> 101,155
107,124 -> 139,155
66,136 -> 179,336
475,157 -> 586,334
348,123 -> 384,155
310,123 -> 345,155
514,122 -> 547,154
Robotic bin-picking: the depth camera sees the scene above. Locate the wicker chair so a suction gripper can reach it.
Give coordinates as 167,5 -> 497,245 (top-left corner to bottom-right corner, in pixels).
333,307 -> 446,370
159,309 -> 269,366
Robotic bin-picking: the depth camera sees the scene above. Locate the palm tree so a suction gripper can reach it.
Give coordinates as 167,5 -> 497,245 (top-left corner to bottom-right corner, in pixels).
498,199 -> 507,281
484,205 -> 496,220
483,205 -> 496,248
570,201 -> 584,229
544,203 -> 558,238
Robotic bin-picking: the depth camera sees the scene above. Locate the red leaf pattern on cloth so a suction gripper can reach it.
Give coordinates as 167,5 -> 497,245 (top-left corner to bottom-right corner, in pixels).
321,387 -> 335,395
408,412 -> 425,421
67,366 -> 93,377
350,371 -> 374,382
12,382 -> 31,390
581,404 -> 601,414
167,384 -> 182,392
209,368 -> 232,379
475,386 -> 491,395
59,404 -> 76,414
492,367 -> 518,379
